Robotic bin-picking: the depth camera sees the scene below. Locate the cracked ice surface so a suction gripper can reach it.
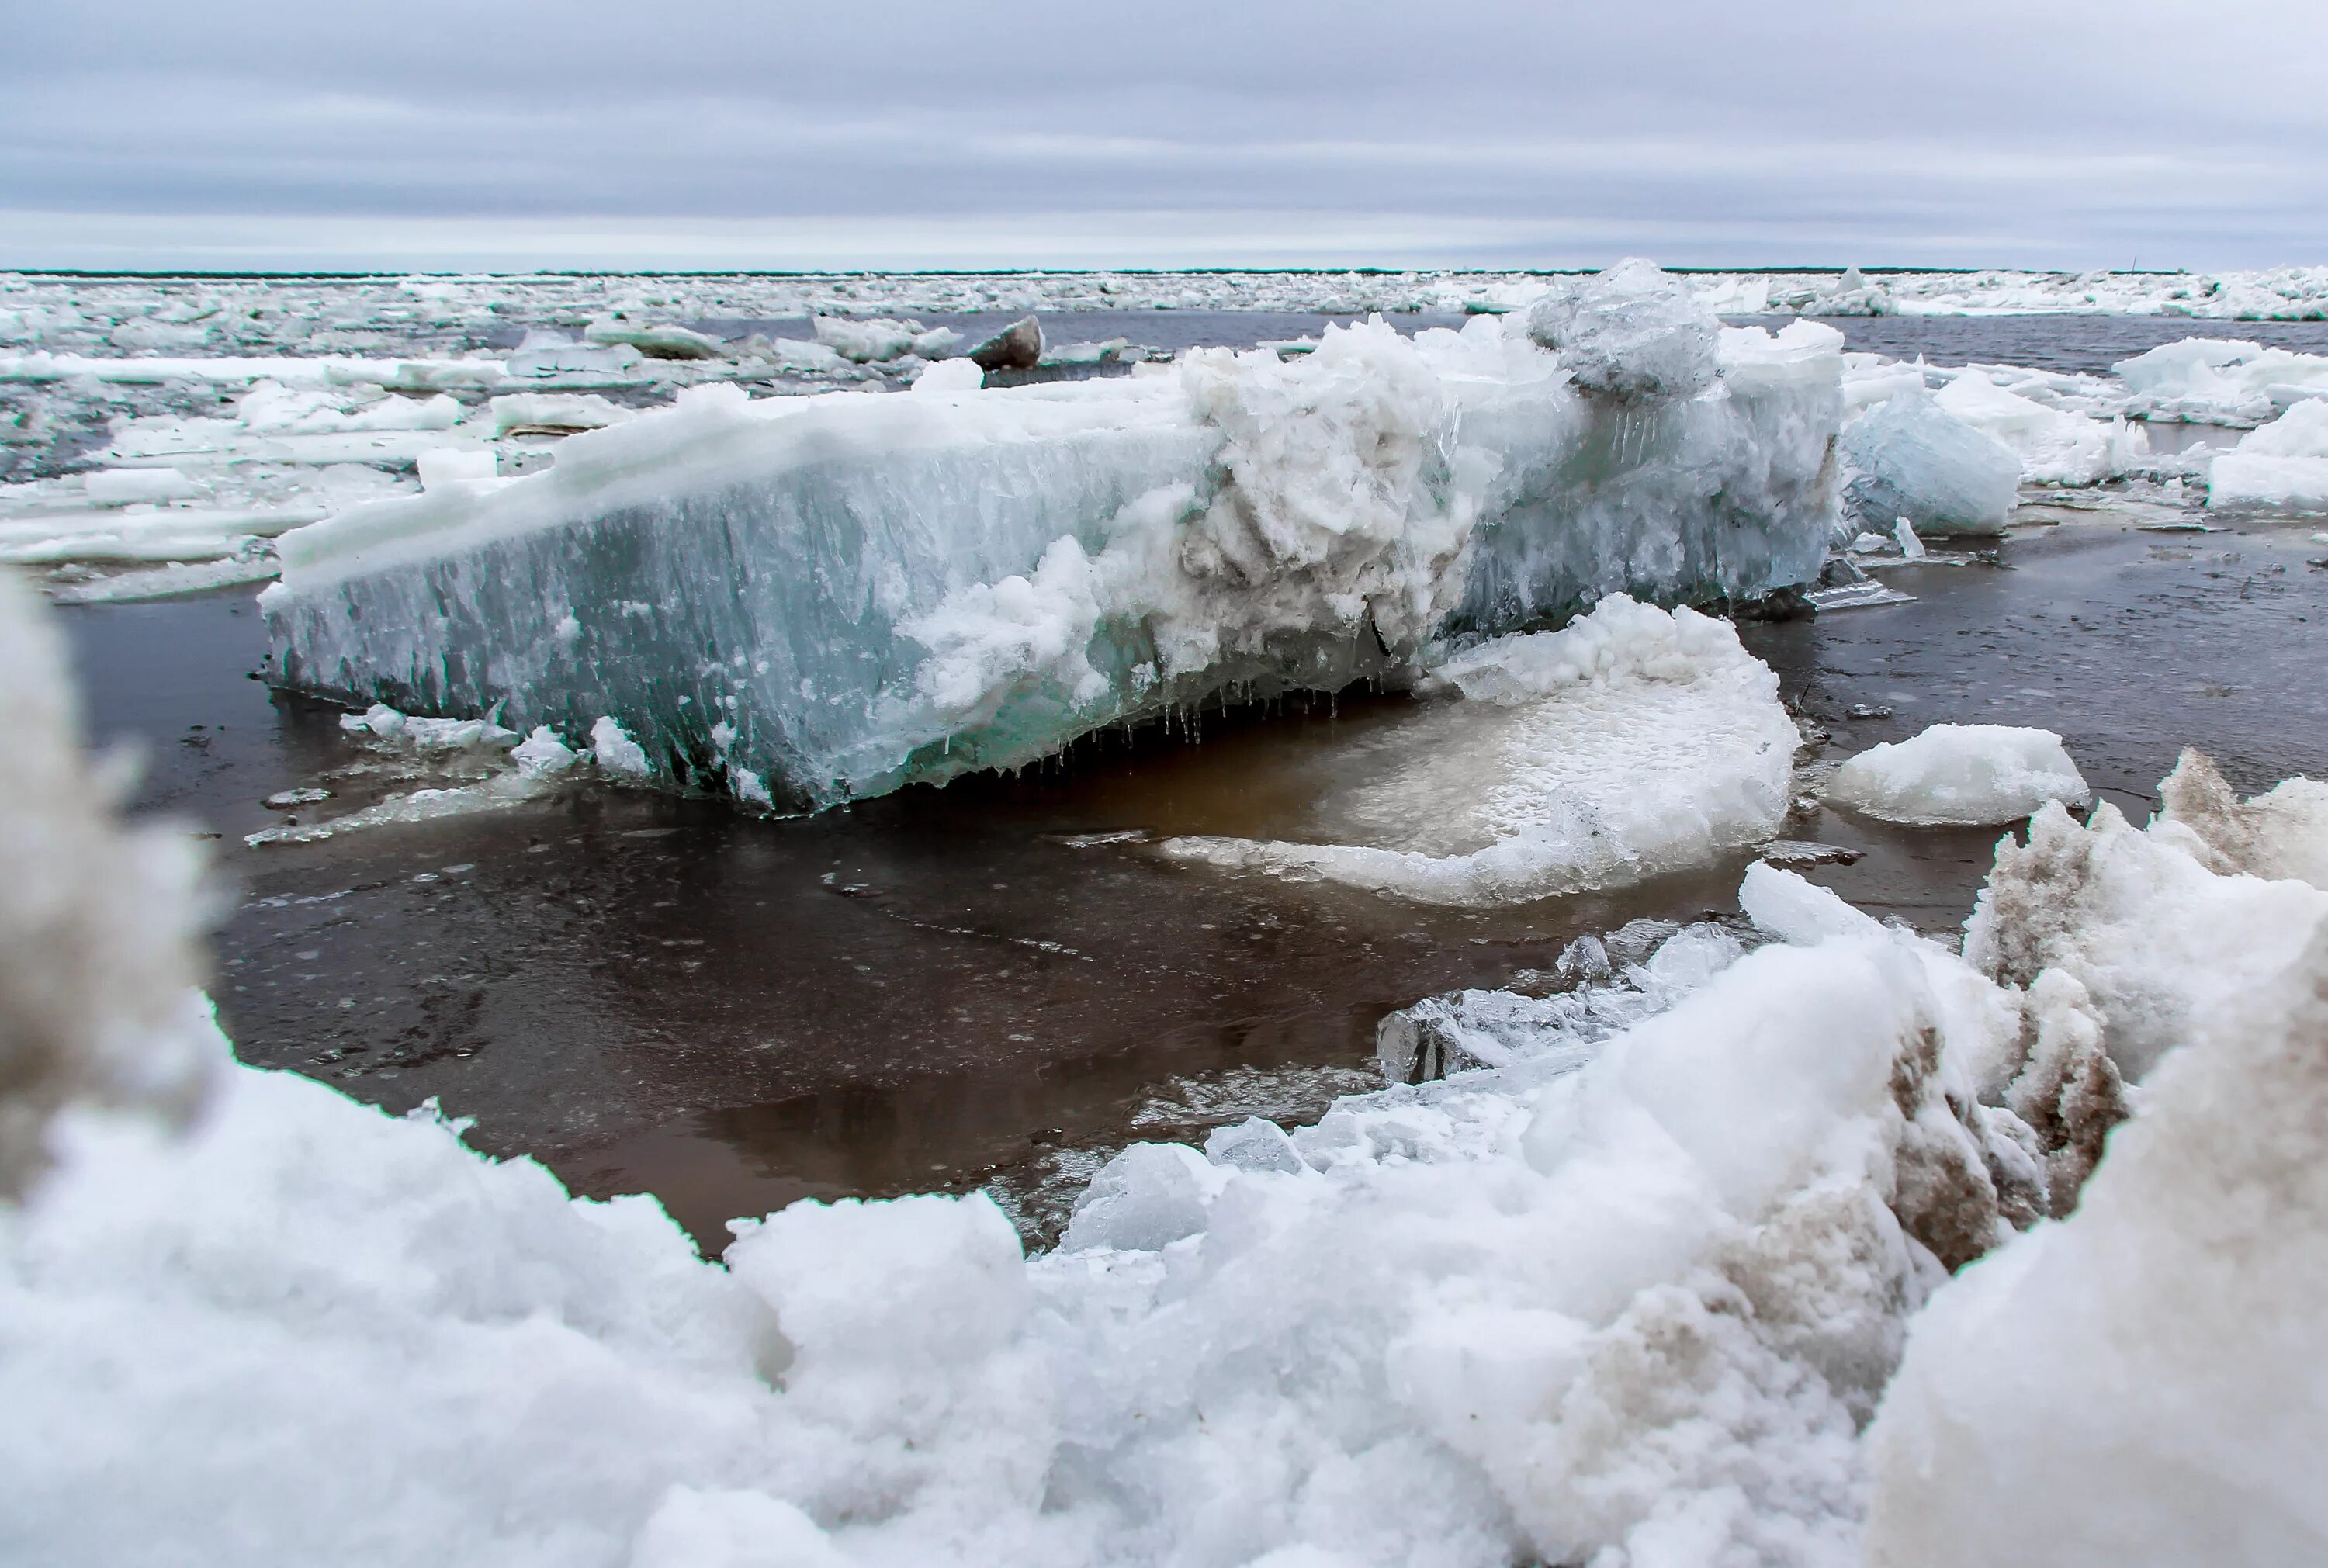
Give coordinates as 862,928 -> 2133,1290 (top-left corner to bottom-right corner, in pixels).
261,303 -> 1846,809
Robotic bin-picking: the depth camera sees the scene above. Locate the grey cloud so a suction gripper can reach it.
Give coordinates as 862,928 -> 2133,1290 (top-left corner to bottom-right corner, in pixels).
4,0 -> 2325,268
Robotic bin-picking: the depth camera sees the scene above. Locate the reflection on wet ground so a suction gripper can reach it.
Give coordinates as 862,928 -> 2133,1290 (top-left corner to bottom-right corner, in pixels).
59,507 -> 2328,1249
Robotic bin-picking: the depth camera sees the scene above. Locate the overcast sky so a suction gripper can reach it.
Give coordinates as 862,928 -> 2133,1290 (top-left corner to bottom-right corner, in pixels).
6,0 -> 2326,272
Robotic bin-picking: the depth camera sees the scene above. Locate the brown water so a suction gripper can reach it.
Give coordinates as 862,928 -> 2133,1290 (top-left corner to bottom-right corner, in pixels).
59,502 -> 2328,1248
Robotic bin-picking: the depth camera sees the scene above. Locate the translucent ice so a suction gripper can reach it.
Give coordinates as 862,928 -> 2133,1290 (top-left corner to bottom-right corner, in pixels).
1826,724 -> 2090,826
263,297 -> 1845,809
1524,257 -> 1720,403
1838,389 -> 2021,537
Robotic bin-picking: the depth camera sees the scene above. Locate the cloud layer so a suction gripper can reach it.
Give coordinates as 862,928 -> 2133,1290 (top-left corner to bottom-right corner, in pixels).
6,0 -> 2325,269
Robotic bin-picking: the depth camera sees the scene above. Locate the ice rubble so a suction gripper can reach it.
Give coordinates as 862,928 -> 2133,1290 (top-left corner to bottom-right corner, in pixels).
1825,725 -> 2089,828
261,282 -> 1847,810
9,535 -> 2328,1566
1160,596 -> 1799,905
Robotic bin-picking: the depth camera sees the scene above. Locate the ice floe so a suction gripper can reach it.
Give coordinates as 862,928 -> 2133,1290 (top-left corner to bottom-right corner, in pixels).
1161,595 -> 1799,905
260,282 -> 1845,809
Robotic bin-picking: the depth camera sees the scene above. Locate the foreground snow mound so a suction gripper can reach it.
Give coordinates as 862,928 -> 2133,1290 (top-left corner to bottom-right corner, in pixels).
1160,596 -> 1800,905
1862,916 -> 2328,1566
1826,724 -> 2089,827
1,884 -> 2040,1568
1838,389 -> 2021,538
262,292 -> 1842,810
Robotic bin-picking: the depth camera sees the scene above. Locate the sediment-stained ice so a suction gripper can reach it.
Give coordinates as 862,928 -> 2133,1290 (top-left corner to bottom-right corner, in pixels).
1160,595 -> 1799,905
1826,724 -> 2090,827
262,286 -> 1845,808
1865,895 -> 2328,1566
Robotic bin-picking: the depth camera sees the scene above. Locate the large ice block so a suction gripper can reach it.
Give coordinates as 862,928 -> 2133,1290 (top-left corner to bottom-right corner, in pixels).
263,294 -> 1844,811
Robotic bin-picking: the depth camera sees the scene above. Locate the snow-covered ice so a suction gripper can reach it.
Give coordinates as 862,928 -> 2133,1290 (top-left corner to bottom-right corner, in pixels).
1826,725 -> 2091,827
262,283 -> 1846,809
1161,595 -> 1800,905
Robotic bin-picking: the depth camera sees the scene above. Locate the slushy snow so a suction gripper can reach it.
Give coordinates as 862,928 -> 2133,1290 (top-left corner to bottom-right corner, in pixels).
1162,595 -> 1799,905
1826,724 -> 2091,826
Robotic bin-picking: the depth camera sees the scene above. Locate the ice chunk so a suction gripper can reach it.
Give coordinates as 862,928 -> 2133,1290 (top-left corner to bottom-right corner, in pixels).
489,393 -> 637,437
584,317 -> 726,361
81,467 -> 203,505
264,299 -> 1842,811
2205,396 -> 2328,511
1525,257 -> 1720,403
511,725 -> 579,777
1160,597 -> 1798,905
416,448 -> 497,491
1935,369 -> 2136,486
1202,1116 -> 1307,1174
2113,337 -> 2328,424
967,315 -> 1044,372
1838,389 -> 2021,537
810,315 -> 924,365
912,358 -> 985,395
1826,724 -> 2090,826
591,715 -> 651,777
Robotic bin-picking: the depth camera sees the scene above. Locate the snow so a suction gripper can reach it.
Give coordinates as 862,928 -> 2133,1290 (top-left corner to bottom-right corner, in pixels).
2205,396 -> 2328,511
0,572 -> 208,1196
1159,596 -> 1798,905
1838,389 -> 2021,537
1825,724 -> 2090,827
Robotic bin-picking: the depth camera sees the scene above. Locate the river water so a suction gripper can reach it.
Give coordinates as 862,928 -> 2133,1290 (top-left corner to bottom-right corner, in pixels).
55,314 -> 2328,1248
